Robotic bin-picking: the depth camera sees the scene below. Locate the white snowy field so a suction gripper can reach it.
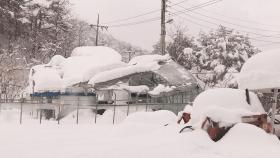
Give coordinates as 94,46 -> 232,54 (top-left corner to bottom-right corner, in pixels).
0,109 -> 280,158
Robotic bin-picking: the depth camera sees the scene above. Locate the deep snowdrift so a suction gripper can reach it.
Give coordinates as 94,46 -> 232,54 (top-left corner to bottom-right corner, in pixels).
0,108 -> 279,158
191,88 -> 265,127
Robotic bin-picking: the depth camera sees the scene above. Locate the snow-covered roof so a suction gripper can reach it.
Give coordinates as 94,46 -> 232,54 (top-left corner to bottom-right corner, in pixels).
191,88 -> 265,127
238,49 -> 280,91
102,83 -> 149,93
28,65 -> 63,92
89,54 -> 198,92
28,46 -> 125,93
89,54 -> 171,85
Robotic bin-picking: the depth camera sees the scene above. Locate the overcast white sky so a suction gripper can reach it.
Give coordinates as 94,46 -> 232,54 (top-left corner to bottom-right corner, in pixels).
69,0 -> 280,52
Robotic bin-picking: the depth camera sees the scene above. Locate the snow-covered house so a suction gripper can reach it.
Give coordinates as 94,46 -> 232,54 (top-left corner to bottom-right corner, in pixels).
88,54 -> 202,111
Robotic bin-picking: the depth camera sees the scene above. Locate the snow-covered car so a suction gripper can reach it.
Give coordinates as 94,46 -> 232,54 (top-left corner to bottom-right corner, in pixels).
179,88 -> 272,141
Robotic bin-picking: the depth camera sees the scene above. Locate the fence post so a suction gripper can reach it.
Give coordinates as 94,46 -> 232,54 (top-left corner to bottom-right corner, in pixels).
94,103 -> 98,124
58,104 -> 60,124
0,95 -> 2,113
145,94 -> 148,112
39,96 -> 42,124
127,92 -> 131,116
39,109 -> 42,124
20,94 -> 23,124
76,96 -> 80,124
112,91 -> 116,124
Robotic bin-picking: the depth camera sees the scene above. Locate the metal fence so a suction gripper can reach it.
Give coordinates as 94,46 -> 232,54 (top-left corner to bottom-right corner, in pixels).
0,97 -> 188,125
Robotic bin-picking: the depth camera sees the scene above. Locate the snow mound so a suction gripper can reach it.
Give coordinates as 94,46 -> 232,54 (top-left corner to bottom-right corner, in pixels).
48,55 -> 65,67
29,65 -> 63,92
239,49 -> 280,90
220,123 -> 280,145
123,110 -> 177,125
60,109 -> 94,124
98,108 -> 127,124
191,88 -> 265,127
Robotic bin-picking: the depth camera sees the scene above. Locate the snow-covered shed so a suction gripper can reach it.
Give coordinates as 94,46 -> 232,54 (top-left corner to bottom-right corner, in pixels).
89,54 -> 201,107
27,46 -> 126,105
238,49 -> 280,135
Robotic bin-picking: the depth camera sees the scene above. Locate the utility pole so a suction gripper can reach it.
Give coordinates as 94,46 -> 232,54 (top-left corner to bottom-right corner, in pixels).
90,14 -> 108,46
161,0 -> 167,55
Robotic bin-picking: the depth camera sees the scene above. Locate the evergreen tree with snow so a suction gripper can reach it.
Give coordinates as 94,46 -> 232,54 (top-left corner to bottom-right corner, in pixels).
195,26 -> 260,87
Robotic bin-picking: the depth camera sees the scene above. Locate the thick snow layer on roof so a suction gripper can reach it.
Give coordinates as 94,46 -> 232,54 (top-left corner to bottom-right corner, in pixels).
71,46 -> 122,59
28,65 -> 63,92
89,54 -> 171,85
191,88 -> 265,127
128,54 -> 170,66
148,84 -> 175,96
48,55 -> 65,67
104,84 -> 149,93
61,57 -> 125,87
28,46 -> 124,92
238,49 -> 280,90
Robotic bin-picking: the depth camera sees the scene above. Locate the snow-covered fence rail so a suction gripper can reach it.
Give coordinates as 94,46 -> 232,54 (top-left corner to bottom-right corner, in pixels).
0,98 -> 189,125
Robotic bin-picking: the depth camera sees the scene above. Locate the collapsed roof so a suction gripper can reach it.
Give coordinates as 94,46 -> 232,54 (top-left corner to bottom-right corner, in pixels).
89,54 -> 200,96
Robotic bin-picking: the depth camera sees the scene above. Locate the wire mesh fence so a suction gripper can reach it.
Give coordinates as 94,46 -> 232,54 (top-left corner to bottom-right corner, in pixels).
0,97 -> 188,125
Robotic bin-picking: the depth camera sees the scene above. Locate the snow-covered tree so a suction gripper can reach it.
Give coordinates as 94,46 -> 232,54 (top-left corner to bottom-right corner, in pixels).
194,26 -> 260,87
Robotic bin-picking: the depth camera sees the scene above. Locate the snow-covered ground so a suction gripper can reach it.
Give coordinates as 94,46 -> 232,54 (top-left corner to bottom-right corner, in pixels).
0,107 -> 279,158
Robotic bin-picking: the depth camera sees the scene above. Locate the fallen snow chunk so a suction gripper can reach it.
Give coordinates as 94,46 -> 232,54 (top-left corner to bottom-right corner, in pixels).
148,84 -> 175,96
183,47 -> 193,56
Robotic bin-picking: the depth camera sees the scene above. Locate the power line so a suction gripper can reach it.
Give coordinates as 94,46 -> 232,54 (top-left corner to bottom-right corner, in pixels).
169,7 -> 280,39
108,17 -> 160,28
169,2 -> 280,38
102,0 -> 191,25
108,0 -> 222,28
179,8 -> 280,33
168,9 -> 280,45
200,8 -> 280,28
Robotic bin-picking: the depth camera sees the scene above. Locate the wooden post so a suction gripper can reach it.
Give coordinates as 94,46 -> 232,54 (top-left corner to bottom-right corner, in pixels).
58,105 -> 60,124
160,0 -> 166,55
113,91 -> 116,124
127,92 -> 131,116
20,94 -> 23,124
95,14 -> 99,46
94,103 -> 98,124
76,96 -> 80,124
272,89 -> 278,134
